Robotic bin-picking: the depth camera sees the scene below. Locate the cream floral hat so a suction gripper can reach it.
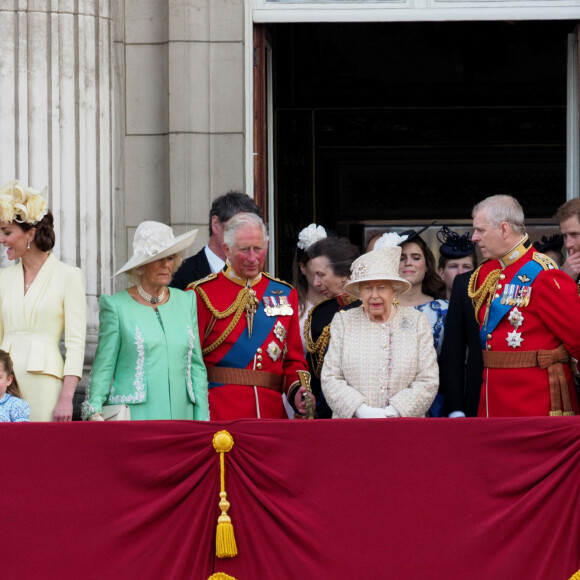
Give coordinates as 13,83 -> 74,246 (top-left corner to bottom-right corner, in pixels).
344,233 -> 411,298
0,180 -> 48,224
114,221 -> 198,277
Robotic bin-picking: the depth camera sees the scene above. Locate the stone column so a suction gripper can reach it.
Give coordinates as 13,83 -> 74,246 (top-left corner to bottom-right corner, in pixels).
0,1 -> 114,382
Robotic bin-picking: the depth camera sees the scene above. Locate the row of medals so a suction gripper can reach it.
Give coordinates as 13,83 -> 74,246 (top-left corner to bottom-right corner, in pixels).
500,283 -> 531,308
263,296 -> 293,317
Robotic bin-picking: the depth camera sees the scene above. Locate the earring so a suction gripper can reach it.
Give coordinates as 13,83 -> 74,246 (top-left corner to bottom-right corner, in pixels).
27,241 -> 31,250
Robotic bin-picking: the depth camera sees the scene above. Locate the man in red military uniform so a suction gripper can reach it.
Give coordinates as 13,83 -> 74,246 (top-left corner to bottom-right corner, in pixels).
191,212 -> 314,419
469,194 -> 580,417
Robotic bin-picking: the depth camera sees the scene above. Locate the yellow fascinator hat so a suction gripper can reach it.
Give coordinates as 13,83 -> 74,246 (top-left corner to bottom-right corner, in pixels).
0,180 -> 48,225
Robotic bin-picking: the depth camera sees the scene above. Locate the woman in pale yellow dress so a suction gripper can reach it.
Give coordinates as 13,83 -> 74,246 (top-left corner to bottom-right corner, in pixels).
0,180 -> 86,422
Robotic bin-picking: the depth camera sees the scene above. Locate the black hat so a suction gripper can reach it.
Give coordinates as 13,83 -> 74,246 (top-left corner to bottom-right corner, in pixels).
399,222 -> 436,245
437,226 -> 476,259
533,233 -> 563,254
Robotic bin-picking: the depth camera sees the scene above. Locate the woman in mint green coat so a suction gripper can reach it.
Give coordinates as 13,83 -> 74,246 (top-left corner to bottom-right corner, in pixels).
82,222 -> 209,421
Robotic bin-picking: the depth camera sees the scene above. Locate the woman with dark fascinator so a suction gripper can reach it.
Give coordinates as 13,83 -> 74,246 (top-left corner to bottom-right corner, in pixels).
437,226 -> 478,300
438,227 -> 482,418
533,234 -> 564,267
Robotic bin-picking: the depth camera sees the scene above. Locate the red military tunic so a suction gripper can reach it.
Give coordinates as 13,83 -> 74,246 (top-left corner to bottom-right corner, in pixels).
192,264 -> 308,419
471,237 -> 580,417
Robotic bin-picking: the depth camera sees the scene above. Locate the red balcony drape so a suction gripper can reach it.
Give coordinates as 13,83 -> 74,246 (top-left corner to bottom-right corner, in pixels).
3,418 -> 580,579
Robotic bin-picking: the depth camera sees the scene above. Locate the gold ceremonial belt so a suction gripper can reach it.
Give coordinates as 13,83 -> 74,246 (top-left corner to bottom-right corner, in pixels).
207,366 -> 283,393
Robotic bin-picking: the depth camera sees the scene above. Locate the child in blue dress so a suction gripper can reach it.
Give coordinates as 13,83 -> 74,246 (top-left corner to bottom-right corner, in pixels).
0,349 -> 30,422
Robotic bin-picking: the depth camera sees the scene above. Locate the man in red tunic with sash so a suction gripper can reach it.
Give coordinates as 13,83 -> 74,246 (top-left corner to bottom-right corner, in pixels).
468,194 -> 580,417
191,213 -> 313,419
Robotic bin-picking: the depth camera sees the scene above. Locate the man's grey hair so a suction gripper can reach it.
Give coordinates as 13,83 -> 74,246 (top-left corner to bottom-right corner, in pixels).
472,194 -> 526,235
223,212 -> 269,249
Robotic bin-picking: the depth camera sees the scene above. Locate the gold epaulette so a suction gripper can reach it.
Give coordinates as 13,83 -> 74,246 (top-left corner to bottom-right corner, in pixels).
533,252 -> 558,271
187,272 -> 218,291
263,272 -> 294,289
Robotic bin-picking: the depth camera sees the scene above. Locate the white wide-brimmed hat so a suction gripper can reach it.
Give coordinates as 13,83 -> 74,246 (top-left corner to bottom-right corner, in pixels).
344,233 -> 411,298
114,221 -> 198,277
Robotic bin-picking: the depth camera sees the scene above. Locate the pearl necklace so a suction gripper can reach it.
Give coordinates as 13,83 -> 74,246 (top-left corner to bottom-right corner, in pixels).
137,282 -> 166,305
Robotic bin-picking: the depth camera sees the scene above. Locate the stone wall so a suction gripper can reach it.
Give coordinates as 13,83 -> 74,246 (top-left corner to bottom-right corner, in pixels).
116,0 -> 247,290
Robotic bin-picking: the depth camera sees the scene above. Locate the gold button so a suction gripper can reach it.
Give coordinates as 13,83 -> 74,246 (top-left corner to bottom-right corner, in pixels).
496,284 -> 502,291
494,293 -> 500,299
500,274 -> 506,280
257,348 -> 262,354
487,334 -> 492,340
257,363 -> 262,369
487,345 -> 492,351
257,355 -> 263,361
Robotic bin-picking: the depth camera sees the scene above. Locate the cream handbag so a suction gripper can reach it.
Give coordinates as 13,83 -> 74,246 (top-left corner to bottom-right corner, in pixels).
102,404 -> 131,421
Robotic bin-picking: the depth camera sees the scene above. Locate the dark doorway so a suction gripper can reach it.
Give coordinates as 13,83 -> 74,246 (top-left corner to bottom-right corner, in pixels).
270,20 -> 576,279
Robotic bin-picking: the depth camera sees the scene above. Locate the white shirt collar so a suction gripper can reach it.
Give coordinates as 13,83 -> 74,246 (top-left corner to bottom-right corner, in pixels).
204,245 -> 226,273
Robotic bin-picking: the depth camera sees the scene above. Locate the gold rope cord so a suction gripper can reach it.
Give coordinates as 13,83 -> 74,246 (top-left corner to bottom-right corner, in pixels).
467,266 -> 501,325
213,430 -> 237,559
303,312 -> 331,378
196,286 -> 252,355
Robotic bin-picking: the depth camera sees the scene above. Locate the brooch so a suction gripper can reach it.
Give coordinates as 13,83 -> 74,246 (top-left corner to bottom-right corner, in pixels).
274,321 -> 287,343
506,330 -> 523,349
267,341 -> 281,362
507,307 -> 524,330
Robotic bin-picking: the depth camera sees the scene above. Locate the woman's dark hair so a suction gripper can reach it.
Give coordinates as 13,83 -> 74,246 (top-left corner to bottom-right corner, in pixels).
306,237 -> 360,278
18,210 -> 56,252
401,237 -> 446,300
437,252 -> 477,271
292,246 -> 310,315
0,349 -> 23,399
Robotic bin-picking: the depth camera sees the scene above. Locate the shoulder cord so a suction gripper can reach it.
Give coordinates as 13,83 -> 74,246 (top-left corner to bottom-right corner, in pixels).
467,266 -> 501,325
196,285 -> 253,355
304,311 -> 331,378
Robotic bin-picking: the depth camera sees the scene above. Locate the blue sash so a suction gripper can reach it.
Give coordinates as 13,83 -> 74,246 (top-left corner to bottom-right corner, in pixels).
209,278 -> 288,388
479,259 -> 543,349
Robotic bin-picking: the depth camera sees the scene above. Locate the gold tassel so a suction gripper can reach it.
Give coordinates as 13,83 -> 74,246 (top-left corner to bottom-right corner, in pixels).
569,571 -> 580,580
208,574 -> 237,580
213,430 -> 238,558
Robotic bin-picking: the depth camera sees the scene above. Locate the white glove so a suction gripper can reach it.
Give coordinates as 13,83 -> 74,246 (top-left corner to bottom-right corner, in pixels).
449,411 -> 466,418
88,412 -> 104,421
354,403 -> 387,419
384,404 -> 400,418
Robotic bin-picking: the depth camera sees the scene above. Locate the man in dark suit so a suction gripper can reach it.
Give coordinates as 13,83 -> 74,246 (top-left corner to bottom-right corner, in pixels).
170,191 -> 262,290
439,270 -> 483,417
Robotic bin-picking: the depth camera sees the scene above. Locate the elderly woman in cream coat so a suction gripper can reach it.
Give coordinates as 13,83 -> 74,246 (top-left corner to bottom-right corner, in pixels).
321,234 -> 438,418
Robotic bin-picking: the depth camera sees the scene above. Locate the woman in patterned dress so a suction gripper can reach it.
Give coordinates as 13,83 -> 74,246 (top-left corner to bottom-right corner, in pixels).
397,231 -> 448,416
397,232 -> 448,354
82,221 -> 208,421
